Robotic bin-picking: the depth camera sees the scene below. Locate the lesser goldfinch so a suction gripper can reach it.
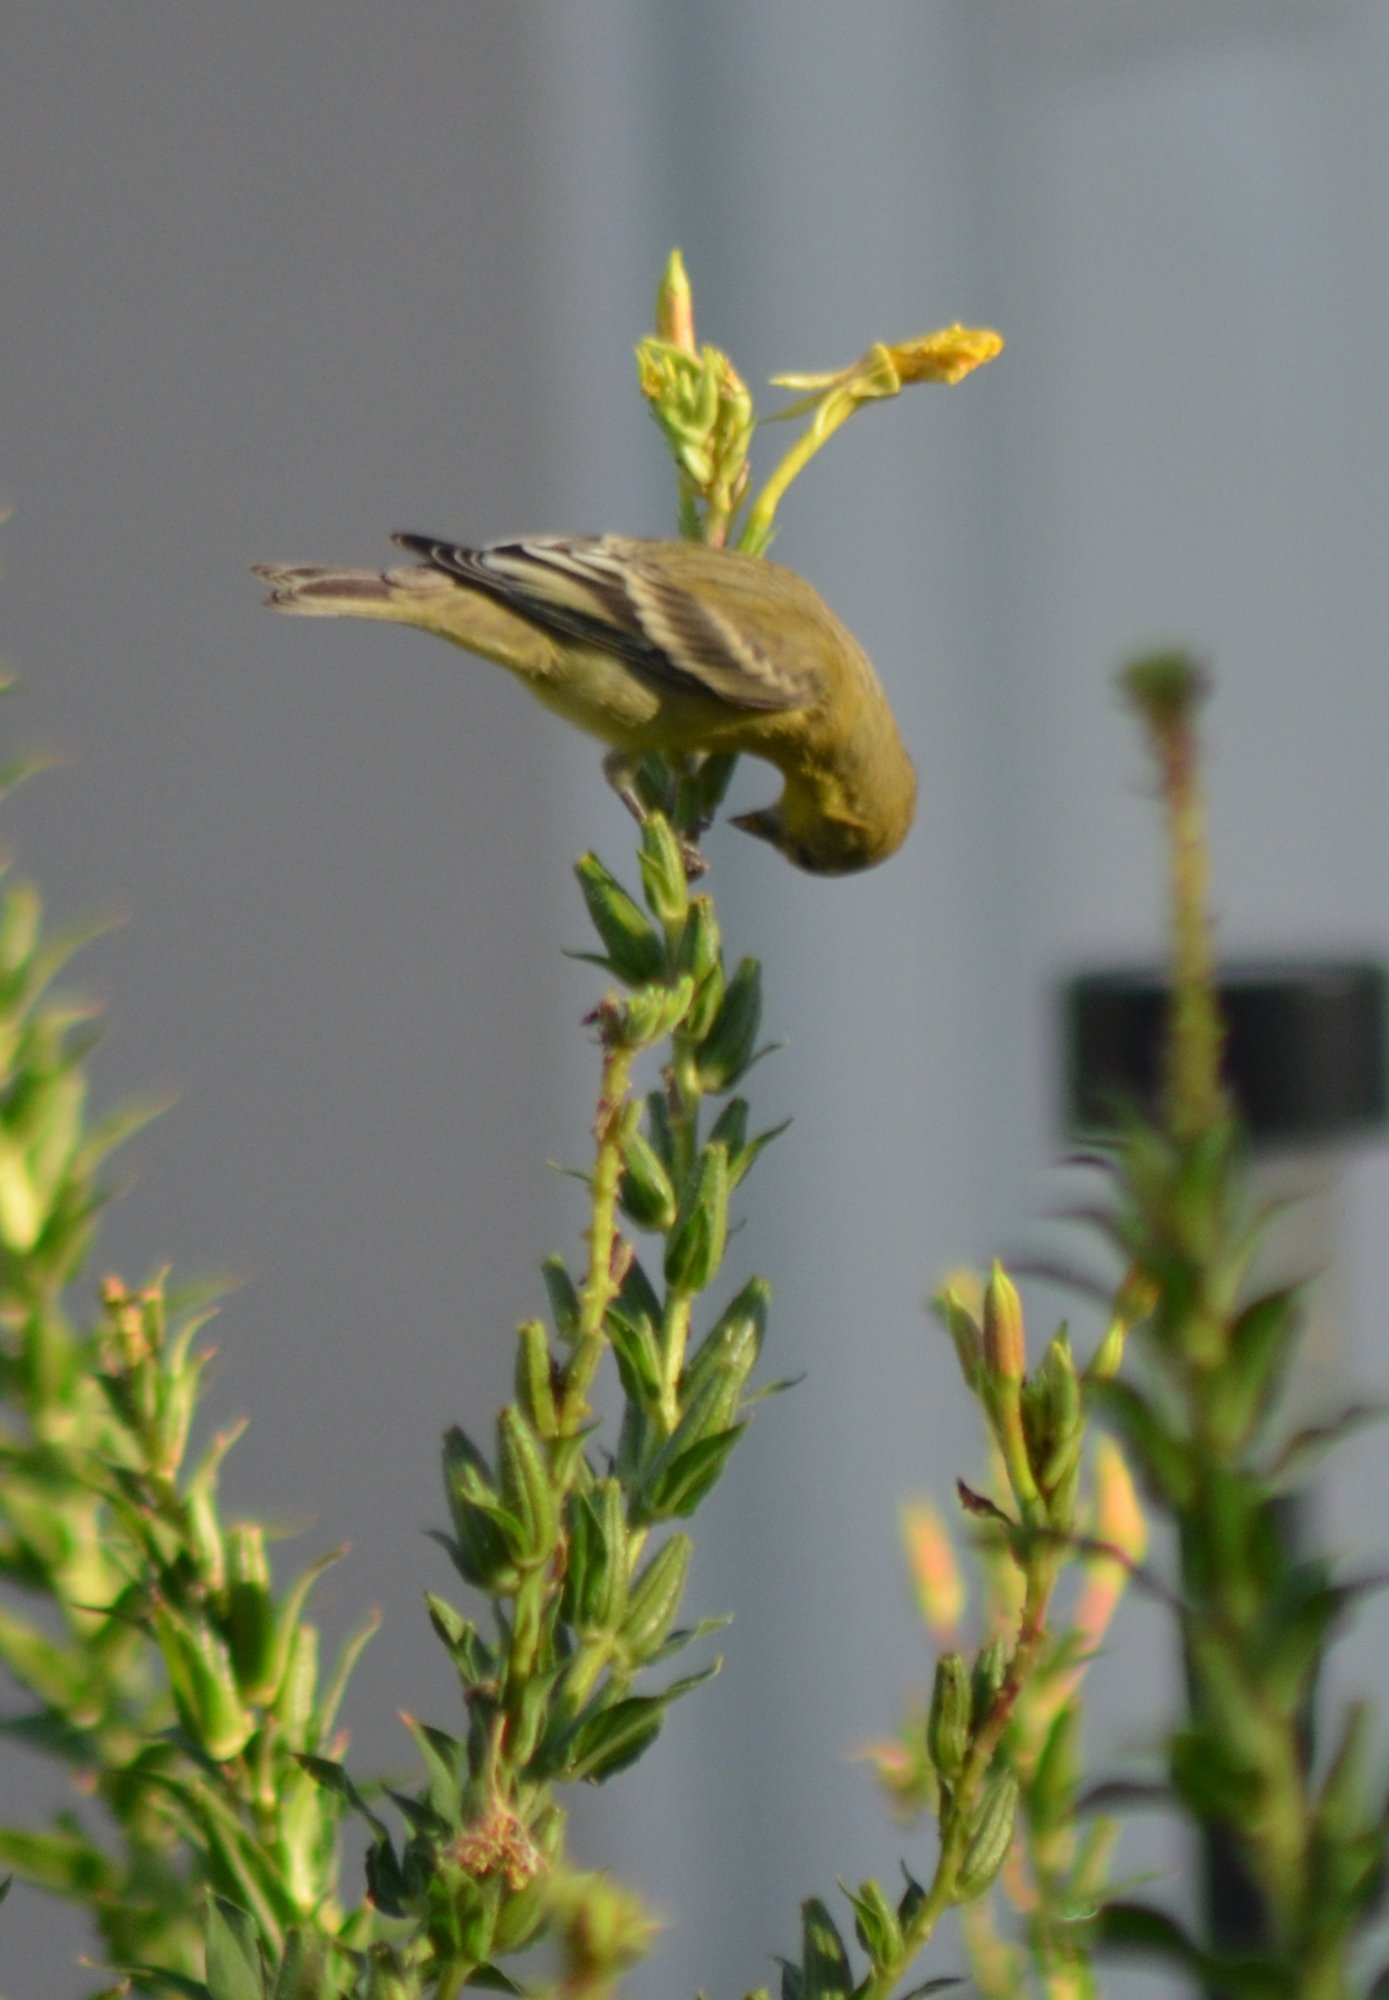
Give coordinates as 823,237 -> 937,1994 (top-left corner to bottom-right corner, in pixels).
254,534 -> 916,874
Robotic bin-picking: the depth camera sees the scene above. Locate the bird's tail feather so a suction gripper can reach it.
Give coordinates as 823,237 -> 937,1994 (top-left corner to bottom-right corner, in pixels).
252,563 -> 451,618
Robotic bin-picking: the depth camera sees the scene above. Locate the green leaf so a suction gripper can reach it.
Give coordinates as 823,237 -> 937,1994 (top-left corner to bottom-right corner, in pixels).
1094,1899 -> 1204,1967
272,1928 -> 338,2000
400,1718 -> 468,1819
563,1694 -> 666,1782
697,956 -> 762,1091
204,1895 -> 267,2000
1213,1285 -> 1302,1445
1088,1377 -> 1194,1505
294,1754 -> 390,1840
1266,1399 -> 1388,1483
644,1425 -> 746,1520
466,1961 -> 525,1993
799,1896 -> 854,2000
541,1254 -> 580,1342
0,1822 -> 113,1898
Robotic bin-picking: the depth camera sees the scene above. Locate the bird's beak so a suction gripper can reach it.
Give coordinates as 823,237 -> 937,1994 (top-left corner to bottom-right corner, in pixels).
729,806 -> 783,851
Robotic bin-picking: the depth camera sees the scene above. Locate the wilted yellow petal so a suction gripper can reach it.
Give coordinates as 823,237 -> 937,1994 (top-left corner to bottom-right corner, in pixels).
888,324 -> 1004,385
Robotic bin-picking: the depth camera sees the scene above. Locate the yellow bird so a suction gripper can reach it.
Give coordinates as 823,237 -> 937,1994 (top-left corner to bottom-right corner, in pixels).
254,534 -> 916,875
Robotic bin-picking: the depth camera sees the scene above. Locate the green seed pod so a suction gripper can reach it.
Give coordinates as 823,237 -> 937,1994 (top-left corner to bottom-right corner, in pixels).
275,1622 -> 319,1744
926,1651 -> 971,1782
567,1477 -> 628,1635
185,1476 -> 227,1594
970,1636 -> 1008,1729
680,1275 -> 769,1403
637,1365 -> 744,1522
619,1122 -> 679,1232
364,1948 -> 418,2000
617,1533 -> 691,1662
574,853 -> 666,985
514,1319 -> 559,1438
224,1522 -> 279,1704
696,956 -> 762,1092
675,892 -> 722,982
957,1771 -> 1019,1901
637,813 -> 689,929
497,1407 -> 559,1568
677,893 -> 726,1040
664,1142 -> 730,1293
154,1604 -> 255,1762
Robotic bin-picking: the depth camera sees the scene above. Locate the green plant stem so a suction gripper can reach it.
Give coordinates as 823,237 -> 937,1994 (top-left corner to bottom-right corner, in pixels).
737,396 -> 857,557
863,1550 -> 1060,2000
561,1039 -> 638,1432
1123,654 -> 1226,1140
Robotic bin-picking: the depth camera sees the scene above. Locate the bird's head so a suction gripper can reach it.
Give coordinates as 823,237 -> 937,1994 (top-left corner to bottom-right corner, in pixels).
730,797 -> 905,876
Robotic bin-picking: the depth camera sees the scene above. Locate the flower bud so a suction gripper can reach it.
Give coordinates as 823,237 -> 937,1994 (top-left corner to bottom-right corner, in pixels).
983,1263 -> 1025,1383
637,813 -> 689,929
933,1276 -> 984,1393
663,1142 -> 730,1293
514,1319 -> 558,1439
654,249 -> 697,354
574,853 -> 666,986
496,1407 -> 559,1569
618,1122 -> 678,1233
609,975 -> 695,1048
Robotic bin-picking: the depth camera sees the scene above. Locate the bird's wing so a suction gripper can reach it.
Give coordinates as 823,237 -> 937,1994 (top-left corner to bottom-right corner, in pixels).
393,534 -> 812,712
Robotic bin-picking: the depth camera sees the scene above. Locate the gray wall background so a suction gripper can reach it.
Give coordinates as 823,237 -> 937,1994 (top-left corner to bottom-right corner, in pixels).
4,6 -> 1389,1996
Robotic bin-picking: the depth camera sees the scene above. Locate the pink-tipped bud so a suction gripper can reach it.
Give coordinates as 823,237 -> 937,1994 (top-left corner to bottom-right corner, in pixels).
902,1501 -> 966,1639
1093,1435 -> 1147,1565
982,1262 -> 1025,1383
655,249 -> 697,354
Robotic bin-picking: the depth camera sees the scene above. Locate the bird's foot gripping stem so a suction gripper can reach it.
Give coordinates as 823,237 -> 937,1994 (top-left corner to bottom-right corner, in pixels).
602,750 -> 740,882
